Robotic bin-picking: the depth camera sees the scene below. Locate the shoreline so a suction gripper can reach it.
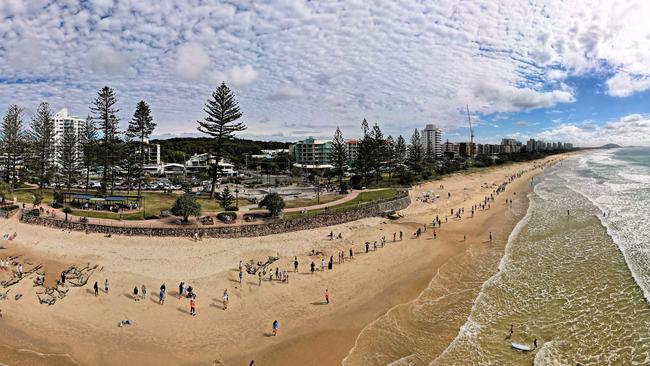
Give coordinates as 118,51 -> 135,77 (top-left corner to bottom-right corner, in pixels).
0,156 -> 566,366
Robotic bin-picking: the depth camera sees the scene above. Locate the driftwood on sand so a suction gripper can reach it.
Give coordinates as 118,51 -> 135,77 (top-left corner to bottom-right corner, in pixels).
1,264 -> 42,288
245,256 -> 279,275
35,264 -> 97,306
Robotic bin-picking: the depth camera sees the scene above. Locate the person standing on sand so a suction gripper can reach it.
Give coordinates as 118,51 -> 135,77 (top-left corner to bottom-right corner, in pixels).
104,279 -> 109,293
400,231 -> 403,241
325,289 -> 330,304
365,242 -> 369,253
272,320 -> 279,336
258,271 -> 262,286
93,281 -> 99,296
133,286 -> 139,301
310,261 -> 315,274
159,287 -> 165,304
349,248 -> 353,258
223,289 -> 229,310
294,257 -> 299,272
178,282 -> 184,299
141,285 -> 147,300
321,258 -> 325,271
489,232 -> 492,242
239,269 -> 243,284
190,295 -> 196,316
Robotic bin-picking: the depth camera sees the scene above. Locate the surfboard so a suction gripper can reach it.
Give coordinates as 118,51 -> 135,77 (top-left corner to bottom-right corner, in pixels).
511,342 -> 533,352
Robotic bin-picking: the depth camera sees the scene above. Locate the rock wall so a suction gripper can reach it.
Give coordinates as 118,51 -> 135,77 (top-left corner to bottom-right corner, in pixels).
19,196 -> 411,239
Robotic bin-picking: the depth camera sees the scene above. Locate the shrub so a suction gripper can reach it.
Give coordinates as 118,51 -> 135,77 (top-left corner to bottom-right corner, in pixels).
0,205 -> 18,211
26,208 -> 40,217
217,211 -> 237,223
350,175 -> 363,189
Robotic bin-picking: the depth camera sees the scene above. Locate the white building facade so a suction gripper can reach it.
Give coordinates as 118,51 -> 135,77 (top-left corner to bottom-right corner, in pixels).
53,108 -> 84,158
422,124 -> 442,158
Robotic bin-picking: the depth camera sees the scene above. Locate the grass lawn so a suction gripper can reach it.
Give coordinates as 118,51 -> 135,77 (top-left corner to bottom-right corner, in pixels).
284,194 -> 344,209
12,188 -> 246,220
284,188 -> 398,219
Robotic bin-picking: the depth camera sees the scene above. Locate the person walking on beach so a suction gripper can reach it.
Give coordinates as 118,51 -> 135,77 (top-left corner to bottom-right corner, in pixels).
489,232 -> 492,242
258,271 -> 262,286
294,257 -> 299,272
310,261 -> 315,274
325,289 -> 330,304
159,286 -> 166,305
321,258 -> 325,271
104,278 -> 109,294
133,286 -> 139,301
141,284 -> 147,300
400,231 -> 403,241
223,289 -> 229,310
239,269 -> 243,284
178,282 -> 184,299
349,248 -> 353,258
93,281 -> 99,296
272,320 -> 279,336
189,295 -> 196,316
393,233 -> 396,242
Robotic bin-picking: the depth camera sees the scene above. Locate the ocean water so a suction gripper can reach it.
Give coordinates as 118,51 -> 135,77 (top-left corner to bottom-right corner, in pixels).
435,147 -> 650,365
345,147 -> 650,366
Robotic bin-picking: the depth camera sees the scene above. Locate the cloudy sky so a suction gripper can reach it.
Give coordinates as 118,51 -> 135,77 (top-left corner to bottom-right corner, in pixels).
1,0 -> 650,146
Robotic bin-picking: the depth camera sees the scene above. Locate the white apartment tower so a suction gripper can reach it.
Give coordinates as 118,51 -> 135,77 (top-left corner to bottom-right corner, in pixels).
53,108 -> 84,157
422,124 -> 442,158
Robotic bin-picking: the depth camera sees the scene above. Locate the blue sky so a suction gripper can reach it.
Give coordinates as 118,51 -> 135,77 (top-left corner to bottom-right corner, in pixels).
1,0 -> 650,146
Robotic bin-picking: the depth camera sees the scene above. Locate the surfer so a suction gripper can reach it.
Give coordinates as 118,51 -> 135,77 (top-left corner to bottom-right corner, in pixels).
505,324 -> 513,339
533,338 -> 538,349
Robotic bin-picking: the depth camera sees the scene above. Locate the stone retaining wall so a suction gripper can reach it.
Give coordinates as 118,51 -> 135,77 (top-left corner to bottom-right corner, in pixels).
19,196 -> 411,238
0,207 -> 19,219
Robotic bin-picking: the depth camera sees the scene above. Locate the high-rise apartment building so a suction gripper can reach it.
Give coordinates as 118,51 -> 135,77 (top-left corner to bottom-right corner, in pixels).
422,124 -> 442,158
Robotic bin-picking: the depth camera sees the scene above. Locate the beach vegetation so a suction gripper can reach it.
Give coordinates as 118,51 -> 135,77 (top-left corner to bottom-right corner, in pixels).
171,193 -> 201,222
259,192 -> 285,217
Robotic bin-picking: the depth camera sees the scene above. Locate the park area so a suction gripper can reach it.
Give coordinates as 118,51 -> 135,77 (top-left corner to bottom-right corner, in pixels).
7,186 -> 401,227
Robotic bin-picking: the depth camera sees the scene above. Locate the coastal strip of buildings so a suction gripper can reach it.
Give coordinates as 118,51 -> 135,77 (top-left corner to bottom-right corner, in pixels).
290,124 -> 573,169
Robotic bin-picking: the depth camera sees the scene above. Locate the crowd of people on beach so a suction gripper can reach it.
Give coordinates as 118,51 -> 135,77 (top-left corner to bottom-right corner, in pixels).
0,158 -> 562,365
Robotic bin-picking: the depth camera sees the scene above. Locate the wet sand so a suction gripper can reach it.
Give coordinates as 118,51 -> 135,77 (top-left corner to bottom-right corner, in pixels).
0,156 -> 563,366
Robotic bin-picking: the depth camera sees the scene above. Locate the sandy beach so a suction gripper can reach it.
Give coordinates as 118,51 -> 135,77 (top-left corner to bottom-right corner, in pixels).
0,156 -> 564,366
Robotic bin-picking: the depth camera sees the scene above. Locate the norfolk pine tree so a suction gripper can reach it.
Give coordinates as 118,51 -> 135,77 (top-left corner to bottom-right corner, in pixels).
79,116 -> 97,192
57,125 -> 81,189
127,101 -> 156,196
197,82 -> 246,199
330,126 -> 348,193
0,105 -> 27,190
90,86 -> 120,194
29,102 -> 56,190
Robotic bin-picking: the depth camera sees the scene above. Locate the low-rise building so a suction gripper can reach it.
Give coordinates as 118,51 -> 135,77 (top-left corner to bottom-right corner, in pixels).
184,153 -> 238,176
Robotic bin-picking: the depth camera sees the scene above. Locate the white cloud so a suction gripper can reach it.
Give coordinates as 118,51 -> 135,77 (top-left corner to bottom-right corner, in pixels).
2,0 -> 650,141
605,73 -> 650,97
474,82 -> 574,113
267,85 -> 306,101
174,42 -> 210,82
210,65 -> 258,87
87,44 -> 128,74
7,35 -> 44,71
